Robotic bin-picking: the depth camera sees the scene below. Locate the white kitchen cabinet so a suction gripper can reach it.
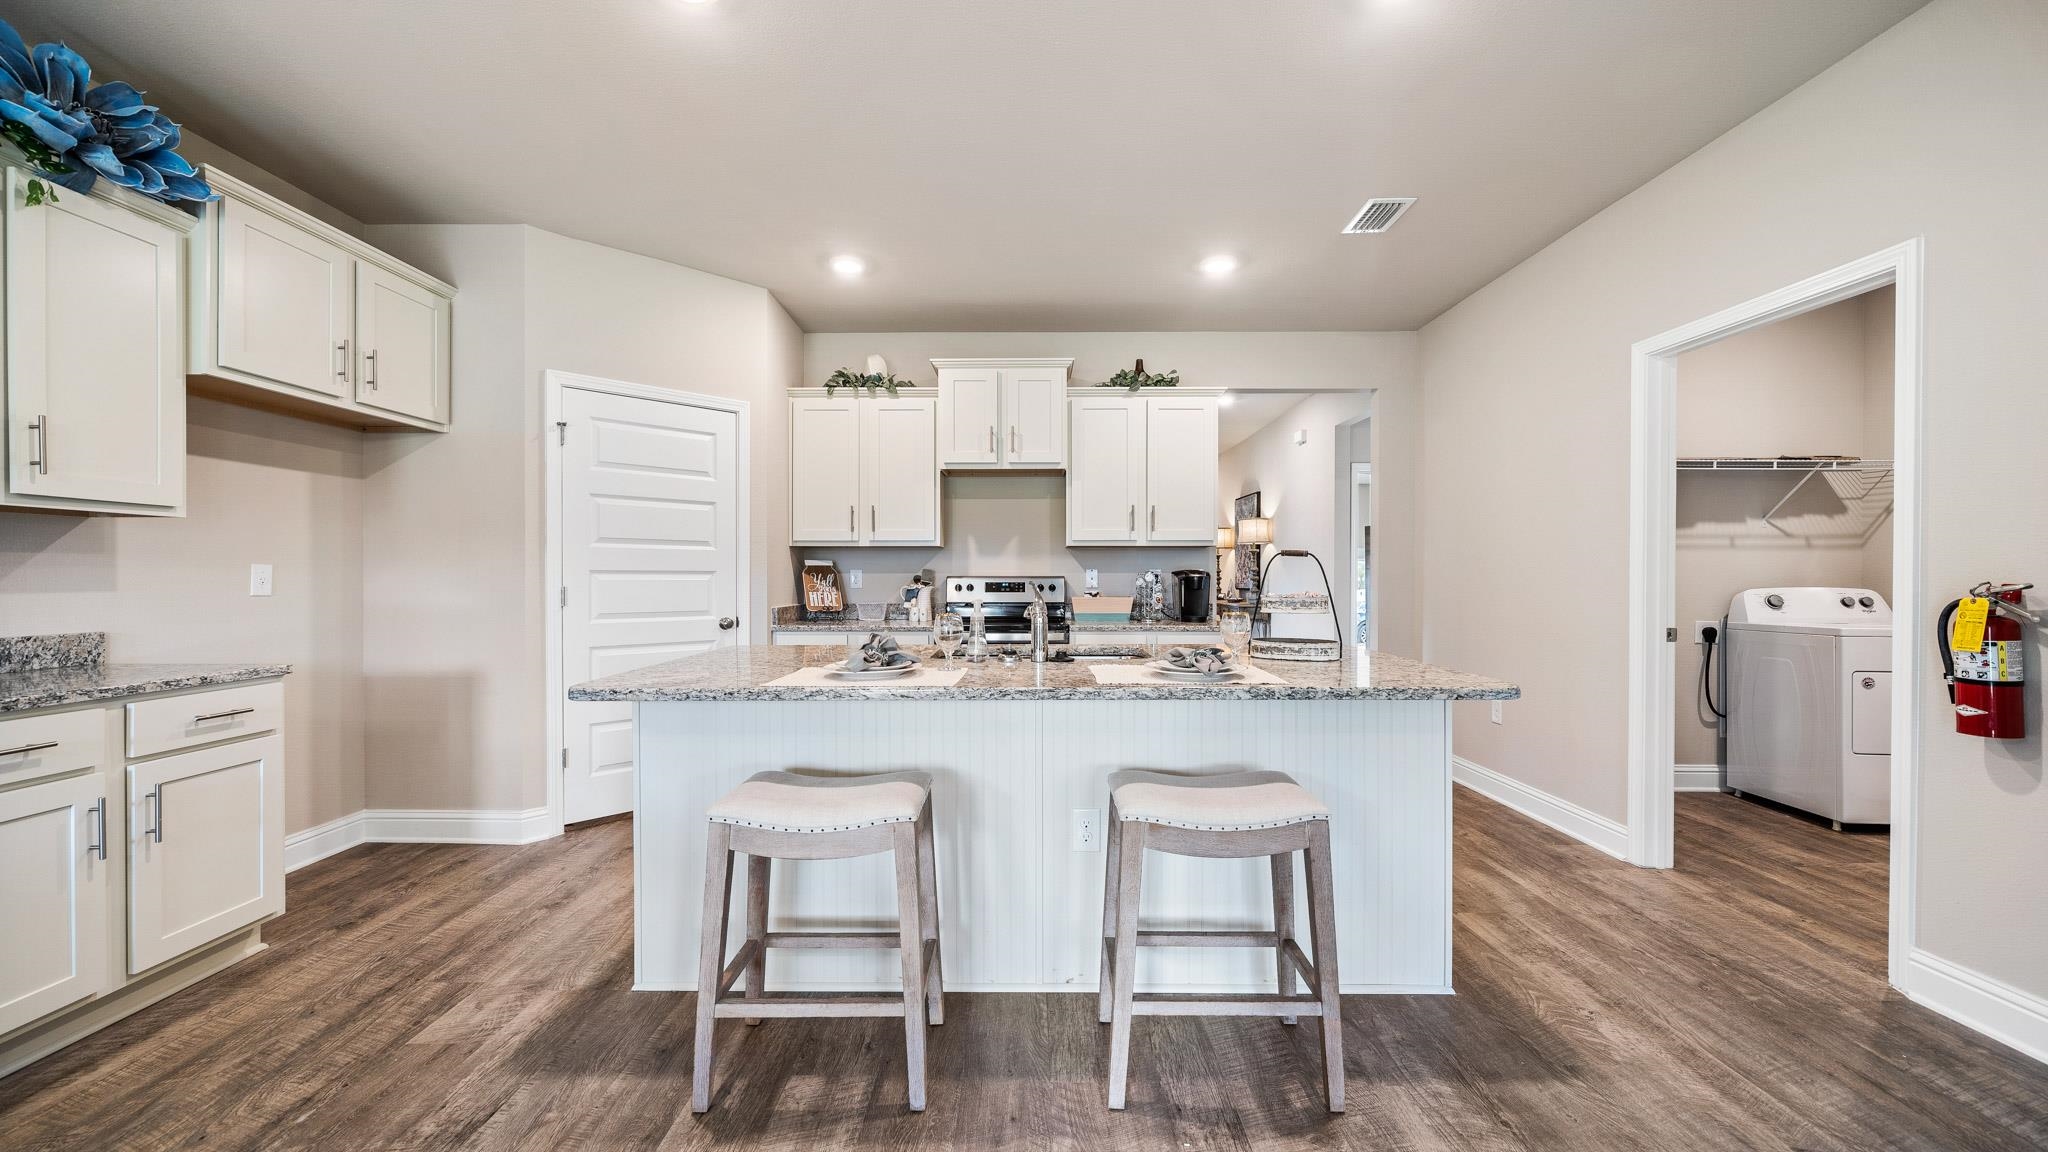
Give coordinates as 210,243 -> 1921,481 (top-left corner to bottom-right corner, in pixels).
0,773 -> 111,1036
127,734 -> 284,974
791,391 -> 942,546
190,166 -> 455,431
1066,390 -> 1220,546
933,359 -> 1072,469
3,165 -> 190,516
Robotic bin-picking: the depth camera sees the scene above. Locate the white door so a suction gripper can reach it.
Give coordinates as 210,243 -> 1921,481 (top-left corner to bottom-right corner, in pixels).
1067,396 -> 1146,543
560,387 -> 741,824
863,397 -> 940,544
1003,368 -> 1066,466
354,262 -> 447,423
1144,395 -> 1219,543
216,197 -> 351,397
0,773 -> 110,1034
129,735 -> 284,974
937,368 -> 1001,466
5,167 -> 184,509
788,397 -> 861,543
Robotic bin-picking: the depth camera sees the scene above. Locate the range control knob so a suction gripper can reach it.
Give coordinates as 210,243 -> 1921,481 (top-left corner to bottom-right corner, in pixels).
1840,595 -> 1856,608
1859,596 -> 1875,608
1765,594 -> 1785,610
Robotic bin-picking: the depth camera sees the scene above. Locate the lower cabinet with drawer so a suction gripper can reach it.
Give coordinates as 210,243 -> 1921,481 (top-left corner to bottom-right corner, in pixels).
0,678 -> 286,1077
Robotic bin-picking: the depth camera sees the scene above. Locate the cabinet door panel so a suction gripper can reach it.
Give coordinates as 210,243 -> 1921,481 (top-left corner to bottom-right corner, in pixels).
354,263 -> 447,423
0,774 -> 110,1034
1067,397 -> 1145,543
217,198 -> 350,397
1002,370 -> 1066,466
1144,396 -> 1218,543
128,736 -> 283,974
937,370 -> 1001,466
6,169 -> 184,509
789,398 -> 861,543
863,397 -> 940,544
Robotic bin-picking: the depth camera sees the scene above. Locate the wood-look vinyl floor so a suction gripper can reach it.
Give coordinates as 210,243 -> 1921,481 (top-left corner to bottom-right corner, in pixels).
2,790 -> 2043,1150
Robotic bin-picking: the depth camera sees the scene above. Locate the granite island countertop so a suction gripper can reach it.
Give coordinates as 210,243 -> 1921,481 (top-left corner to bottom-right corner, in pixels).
0,661 -> 293,714
568,644 -> 1516,703
767,605 -> 1223,635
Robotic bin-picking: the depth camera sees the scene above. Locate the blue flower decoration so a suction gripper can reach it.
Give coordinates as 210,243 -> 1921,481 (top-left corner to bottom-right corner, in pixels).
0,18 -> 214,205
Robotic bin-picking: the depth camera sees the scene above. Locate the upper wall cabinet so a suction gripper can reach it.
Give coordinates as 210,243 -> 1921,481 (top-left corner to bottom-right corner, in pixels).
789,390 -> 942,547
933,358 -> 1071,469
191,167 -> 454,431
1066,390 -> 1219,546
2,163 -> 192,517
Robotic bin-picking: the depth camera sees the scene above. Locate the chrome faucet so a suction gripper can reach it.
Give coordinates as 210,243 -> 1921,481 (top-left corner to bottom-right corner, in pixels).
1026,585 -> 1050,663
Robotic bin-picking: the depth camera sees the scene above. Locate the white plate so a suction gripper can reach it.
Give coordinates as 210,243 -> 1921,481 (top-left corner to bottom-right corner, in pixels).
830,661 -> 921,680
1146,661 -> 1242,682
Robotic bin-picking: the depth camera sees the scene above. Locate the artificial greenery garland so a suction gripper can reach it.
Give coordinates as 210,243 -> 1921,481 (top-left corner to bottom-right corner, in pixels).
1096,360 -> 1181,391
824,367 -> 916,395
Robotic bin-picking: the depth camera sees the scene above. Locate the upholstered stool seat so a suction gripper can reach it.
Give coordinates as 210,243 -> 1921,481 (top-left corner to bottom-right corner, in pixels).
707,770 -> 932,832
1108,769 -> 1331,830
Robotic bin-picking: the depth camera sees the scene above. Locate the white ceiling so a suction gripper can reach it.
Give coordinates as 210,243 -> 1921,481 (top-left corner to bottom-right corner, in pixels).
21,1 -> 1923,332
1219,391 -> 1325,453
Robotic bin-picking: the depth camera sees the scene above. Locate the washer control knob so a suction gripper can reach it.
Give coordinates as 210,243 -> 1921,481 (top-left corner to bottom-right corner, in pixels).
1859,596 -> 1875,608
1841,595 -> 1856,608
1765,594 -> 1785,610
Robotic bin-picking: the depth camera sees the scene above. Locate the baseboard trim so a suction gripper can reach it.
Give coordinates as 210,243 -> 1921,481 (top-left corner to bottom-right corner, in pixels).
284,811 -> 369,872
1905,948 -> 2048,1065
1452,756 -> 1629,860
1675,763 -> 1725,792
285,807 -> 556,870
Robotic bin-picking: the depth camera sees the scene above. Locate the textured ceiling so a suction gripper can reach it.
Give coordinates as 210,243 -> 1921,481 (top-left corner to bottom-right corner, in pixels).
18,0 -> 1924,331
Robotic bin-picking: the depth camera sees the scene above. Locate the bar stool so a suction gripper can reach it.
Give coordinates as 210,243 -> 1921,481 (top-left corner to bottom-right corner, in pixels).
691,770 -> 944,1113
1097,769 -> 1344,1112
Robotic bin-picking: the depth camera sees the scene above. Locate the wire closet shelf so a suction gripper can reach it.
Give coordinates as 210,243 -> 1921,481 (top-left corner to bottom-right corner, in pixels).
1676,456 -> 1893,540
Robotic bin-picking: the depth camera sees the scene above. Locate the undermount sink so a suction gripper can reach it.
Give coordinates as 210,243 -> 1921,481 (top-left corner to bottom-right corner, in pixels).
1057,646 -> 1148,660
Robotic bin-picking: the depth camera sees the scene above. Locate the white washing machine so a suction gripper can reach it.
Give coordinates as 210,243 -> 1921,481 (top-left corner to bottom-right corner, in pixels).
1723,587 -> 1892,827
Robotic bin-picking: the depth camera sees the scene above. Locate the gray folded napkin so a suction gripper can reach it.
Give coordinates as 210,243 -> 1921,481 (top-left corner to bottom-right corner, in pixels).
854,633 -> 920,669
1163,645 -> 1236,673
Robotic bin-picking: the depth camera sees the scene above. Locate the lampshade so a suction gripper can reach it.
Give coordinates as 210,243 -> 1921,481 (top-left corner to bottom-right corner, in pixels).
1215,526 -> 1237,549
1236,516 -> 1274,545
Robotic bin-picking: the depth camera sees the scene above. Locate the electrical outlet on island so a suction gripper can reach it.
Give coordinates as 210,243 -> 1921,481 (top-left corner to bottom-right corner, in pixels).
1489,701 -> 1503,725
249,563 -> 274,597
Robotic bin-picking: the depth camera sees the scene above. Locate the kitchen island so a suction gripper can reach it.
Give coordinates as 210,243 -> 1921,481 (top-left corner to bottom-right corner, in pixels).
569,645 -> 1516,995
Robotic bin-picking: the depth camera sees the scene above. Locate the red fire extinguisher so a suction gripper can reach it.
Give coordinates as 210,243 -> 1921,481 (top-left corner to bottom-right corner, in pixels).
1938,582 -> 2034,739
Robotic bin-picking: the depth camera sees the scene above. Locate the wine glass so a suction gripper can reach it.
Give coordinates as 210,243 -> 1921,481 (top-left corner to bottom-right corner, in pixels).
934,615 -> 964,664
1220,608 -> 1252,662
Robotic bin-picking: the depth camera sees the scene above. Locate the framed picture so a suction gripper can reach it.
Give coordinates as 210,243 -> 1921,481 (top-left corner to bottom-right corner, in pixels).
1232,491 -> 1262,595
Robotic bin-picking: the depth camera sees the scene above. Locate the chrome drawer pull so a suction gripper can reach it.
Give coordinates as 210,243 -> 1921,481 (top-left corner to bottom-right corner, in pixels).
28,415 -> 47,475
0,740 -> 58,757
192,706 -> 256,724
366,348 -> 380,390
145,786 -> 164,843
86,799 -> 106,860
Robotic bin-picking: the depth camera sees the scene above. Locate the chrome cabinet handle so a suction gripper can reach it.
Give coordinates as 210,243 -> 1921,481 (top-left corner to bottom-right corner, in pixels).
366,349 -> 379,390
0,740 -> 58,757
988,425 -> 996,454
848,505 -> 855,533
27,415 -> 47,475
336,339 -> 350,381
718,616 -> 738,631
1010,426 -> 1018,454
1151,505 -> 1157,532
145,786 -> 163,843
1128,505 -> 1135,532
870,505 -> 877,532
86,799 -> 106,860
193,706 -> 255,724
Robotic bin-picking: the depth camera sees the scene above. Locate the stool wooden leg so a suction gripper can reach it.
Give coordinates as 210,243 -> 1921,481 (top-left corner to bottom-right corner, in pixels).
1106,820 -> 1147,1110
1303,820 -> 1345,1113
743,853 -> 769,1026
1270,849 -> 1297,1025
915,803 -> 945,1026
692,824 -> 736,1113
1097,799 -> 1122,1025
892,821 -> 929,1112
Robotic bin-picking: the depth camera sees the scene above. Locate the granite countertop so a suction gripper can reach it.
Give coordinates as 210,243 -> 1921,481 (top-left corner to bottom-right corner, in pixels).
0,662 -> 294,715
769,605 -> 1221,634
568,645 -> 1517,703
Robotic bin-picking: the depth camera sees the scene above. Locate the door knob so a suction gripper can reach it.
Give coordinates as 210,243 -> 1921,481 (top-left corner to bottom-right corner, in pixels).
718,617 -> 738,630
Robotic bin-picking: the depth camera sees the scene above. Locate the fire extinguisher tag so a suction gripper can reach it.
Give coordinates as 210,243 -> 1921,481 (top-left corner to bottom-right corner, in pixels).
1951,597 -> 1991,652
1953,641 -> 2024,684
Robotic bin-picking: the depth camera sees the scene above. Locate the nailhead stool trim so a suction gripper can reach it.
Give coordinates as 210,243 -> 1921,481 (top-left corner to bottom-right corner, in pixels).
692,770 -> 944,1113
1098,769 -> 1345,1112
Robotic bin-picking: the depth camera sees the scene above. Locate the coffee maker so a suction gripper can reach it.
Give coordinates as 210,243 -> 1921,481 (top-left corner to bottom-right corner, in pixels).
1171,569 -> 1212,623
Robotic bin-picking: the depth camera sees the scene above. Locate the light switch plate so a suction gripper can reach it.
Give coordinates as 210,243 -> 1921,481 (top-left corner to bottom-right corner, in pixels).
249,563 -> 273,597
1085,569 -> 1099,592
847,568 -> 862,590
1489,701 -> 1503,725
1071,808 -> 1101,852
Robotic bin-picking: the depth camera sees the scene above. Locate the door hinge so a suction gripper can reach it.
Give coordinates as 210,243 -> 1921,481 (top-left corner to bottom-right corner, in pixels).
1665,627 -> 1678,642
556,420 -> 567,446
560,586 -> 568,608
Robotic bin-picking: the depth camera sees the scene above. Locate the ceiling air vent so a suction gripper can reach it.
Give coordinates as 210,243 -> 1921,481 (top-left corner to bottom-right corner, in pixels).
1341,197 -> 1416,235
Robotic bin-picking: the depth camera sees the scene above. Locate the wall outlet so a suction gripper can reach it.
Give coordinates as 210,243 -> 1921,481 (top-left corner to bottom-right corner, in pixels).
1071,807 -> 1101,852
847,568 -> 862,590
1489,701 -> 1503,725
1085,569 -> 1099,592
1694,620 -> 1720,644
249,563 -> 273,597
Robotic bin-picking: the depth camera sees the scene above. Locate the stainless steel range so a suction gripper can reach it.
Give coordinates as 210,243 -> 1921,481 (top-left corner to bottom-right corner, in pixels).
940,576 -> 1071,645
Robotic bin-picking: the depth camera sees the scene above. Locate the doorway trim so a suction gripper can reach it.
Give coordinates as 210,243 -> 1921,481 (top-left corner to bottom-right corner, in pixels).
1349,462 -> 1375,650
542,369 -> 752,838
1624,239 -> 1923,987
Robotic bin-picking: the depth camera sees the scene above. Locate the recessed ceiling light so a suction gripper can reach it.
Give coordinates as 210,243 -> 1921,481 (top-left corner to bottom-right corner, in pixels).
1217,392 -> 1235,407
829,254 -> 866,279
677,0 -> 717,5
1199,254 -> 1238,279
